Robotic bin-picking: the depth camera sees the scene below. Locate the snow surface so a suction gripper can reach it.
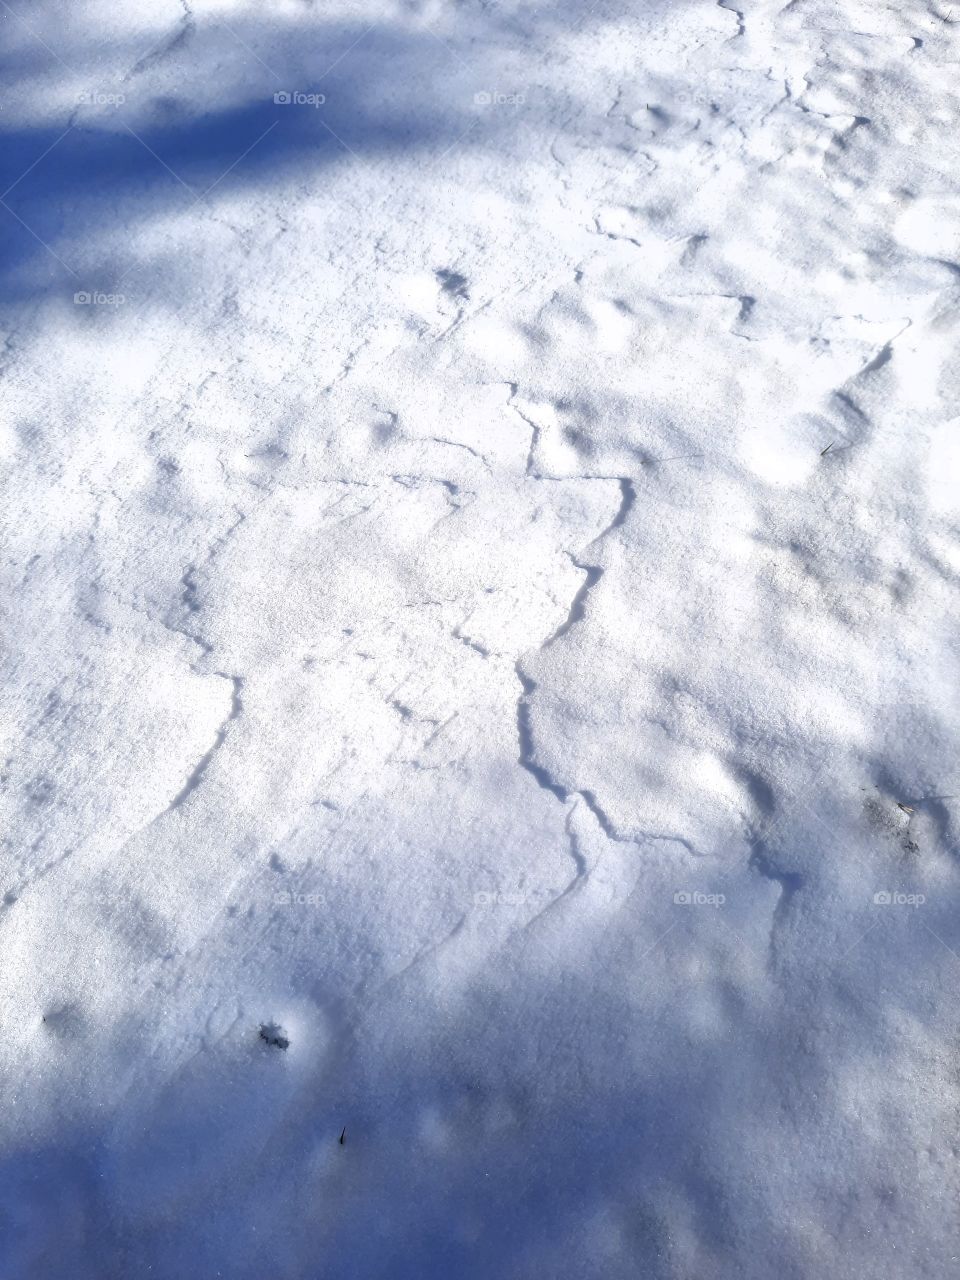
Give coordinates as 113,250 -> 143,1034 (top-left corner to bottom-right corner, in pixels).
1,0 -> 959,1275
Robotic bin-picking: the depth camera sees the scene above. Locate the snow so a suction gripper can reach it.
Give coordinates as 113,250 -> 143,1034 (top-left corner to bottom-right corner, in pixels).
1,0 -> 959,1274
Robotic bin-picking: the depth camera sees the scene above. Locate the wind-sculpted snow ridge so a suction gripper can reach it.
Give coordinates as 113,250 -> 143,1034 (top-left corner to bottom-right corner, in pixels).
2,0 -> 960,1276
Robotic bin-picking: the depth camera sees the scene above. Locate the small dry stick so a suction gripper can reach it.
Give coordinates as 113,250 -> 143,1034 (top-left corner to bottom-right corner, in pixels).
339,1127 -> 346,1145
820,442 -> 836,457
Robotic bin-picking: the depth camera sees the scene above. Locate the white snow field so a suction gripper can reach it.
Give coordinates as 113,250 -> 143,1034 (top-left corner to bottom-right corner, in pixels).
1,0 -> 959,1274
